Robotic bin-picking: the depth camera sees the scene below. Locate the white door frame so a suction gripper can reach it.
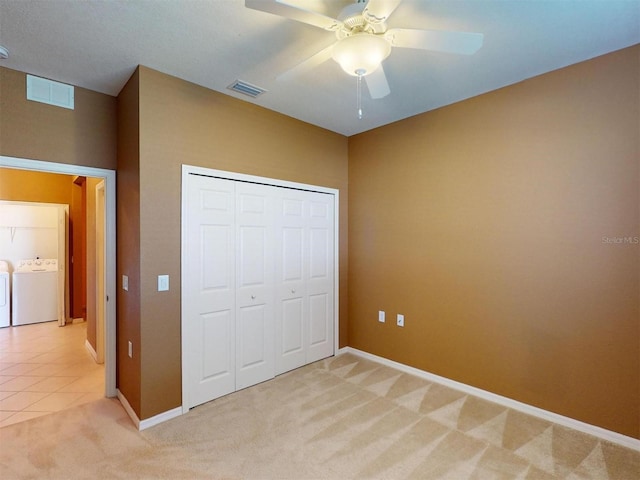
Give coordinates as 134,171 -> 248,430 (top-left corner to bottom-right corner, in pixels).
0,155 -> 117,397
181,164 -> 340,413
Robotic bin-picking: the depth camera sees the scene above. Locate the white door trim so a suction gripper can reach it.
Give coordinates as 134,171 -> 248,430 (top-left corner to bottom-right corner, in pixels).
181,164 -> 340,414
0,155 -> 117,397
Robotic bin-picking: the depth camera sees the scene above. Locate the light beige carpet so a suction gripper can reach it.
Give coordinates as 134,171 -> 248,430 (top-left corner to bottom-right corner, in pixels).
1,353 -> 638,479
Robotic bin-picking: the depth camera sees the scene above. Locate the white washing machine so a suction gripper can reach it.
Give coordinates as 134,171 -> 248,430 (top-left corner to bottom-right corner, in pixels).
0,261 -> 9,328
12,258 -> 59,326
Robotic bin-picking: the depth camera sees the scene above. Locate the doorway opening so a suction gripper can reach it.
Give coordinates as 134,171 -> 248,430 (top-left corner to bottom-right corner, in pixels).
0,155 -> 116,400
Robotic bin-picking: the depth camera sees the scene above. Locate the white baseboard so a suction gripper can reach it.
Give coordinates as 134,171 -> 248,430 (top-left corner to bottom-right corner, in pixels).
117,389 -> 140,429
84,339 -> 98,362
139,406 -> 183,431
338,347 -> 640,451
116,389 -> 183,431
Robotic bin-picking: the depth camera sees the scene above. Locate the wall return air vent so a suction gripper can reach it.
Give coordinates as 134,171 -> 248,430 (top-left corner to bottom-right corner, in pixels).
26,74 -> 75,110
227,79 -> 267,98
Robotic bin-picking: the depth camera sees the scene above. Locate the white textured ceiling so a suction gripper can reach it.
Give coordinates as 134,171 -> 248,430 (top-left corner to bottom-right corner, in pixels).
0,0 -> 638,136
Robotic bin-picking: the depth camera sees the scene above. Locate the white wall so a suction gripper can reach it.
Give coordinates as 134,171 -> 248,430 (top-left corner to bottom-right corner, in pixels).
0,201 -> 62,272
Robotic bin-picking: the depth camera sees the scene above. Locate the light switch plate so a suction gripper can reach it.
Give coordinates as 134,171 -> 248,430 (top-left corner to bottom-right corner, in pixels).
378,311 -> 385,323
158,274 -> 169,292
122,275 -> 128,291
397,314 -> 404,327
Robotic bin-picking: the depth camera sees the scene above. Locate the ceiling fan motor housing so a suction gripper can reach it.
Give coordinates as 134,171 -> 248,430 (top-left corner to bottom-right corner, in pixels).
336,1 -> 387,38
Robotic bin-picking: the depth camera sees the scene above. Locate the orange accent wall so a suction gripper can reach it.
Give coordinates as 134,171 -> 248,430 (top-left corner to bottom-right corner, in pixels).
348,45 -> 639,439
0,168 -> 73,204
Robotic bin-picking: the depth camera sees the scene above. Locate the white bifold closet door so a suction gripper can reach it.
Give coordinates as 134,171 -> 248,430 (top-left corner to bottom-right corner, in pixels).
184,173 -> 334,409
274,188 -> 334,375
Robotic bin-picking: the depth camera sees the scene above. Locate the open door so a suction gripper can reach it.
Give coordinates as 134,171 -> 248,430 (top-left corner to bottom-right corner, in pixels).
57,204 -> 68,326
95,181 -> 105,364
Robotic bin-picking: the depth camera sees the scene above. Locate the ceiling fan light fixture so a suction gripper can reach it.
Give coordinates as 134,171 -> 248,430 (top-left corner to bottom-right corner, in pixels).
331,33 -> 391,77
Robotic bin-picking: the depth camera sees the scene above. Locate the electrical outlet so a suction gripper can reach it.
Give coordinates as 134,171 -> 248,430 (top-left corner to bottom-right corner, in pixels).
128,341 -> 133,358
397,314 -> 405,327
378,310 -> 385,323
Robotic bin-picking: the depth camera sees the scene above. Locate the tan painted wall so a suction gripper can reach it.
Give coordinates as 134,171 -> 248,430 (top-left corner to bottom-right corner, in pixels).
0,67 -> 117,169
348,45 -> 640,439
116,69 -> 142,414
133,66 -> 349,419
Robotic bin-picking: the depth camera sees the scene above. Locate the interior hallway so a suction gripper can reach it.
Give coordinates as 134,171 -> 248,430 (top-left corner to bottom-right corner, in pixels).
0,321 -> 104,427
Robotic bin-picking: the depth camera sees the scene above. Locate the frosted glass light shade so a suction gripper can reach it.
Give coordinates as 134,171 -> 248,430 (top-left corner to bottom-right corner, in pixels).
332,33 -> 391,76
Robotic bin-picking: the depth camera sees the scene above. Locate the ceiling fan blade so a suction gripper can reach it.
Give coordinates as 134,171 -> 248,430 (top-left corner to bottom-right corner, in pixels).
245,0 -> 341,31
277,44 -> 335,81
385,28 -> 484,55
365,65 -> 390,99
363,0 -> 403,24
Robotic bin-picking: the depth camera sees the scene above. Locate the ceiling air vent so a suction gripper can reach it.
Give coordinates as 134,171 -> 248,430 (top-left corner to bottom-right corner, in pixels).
227,80 -> 267,98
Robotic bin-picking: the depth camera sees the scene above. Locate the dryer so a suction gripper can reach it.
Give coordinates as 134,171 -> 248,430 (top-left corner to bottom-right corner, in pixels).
0,261 -> 9,328
12,258 -> 59,326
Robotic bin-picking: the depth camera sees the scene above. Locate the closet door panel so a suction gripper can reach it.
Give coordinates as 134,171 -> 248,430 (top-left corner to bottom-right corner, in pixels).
281,297 -> 304,355
199,225 -> 235,383
306,194 -> 335,363
185,171 -> 336,408
185,175 -> 236,408
235,183 -> 275,390
309,227 -> 330,280
282,226 -> 304,281
275,192 -> 307,374
201,310 -> 233,378
309,293 -> 329,347
236,303 -> 270,389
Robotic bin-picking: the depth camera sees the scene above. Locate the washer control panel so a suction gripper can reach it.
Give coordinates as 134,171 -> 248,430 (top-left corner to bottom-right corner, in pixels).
15,258 -> 58,272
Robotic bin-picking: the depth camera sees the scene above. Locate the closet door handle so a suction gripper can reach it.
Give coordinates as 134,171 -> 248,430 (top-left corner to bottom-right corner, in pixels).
251,295 -> 256,300
291,289 -> 296,294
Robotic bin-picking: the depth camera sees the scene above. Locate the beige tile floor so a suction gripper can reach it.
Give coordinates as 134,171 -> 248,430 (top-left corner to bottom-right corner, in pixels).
0,321 -> 104,428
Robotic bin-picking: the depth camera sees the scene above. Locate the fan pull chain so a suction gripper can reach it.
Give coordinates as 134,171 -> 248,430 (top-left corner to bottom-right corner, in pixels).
356,69 -> 365,120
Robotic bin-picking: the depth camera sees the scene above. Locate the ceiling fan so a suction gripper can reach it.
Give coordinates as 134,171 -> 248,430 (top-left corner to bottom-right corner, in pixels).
245,0 -> 484,101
